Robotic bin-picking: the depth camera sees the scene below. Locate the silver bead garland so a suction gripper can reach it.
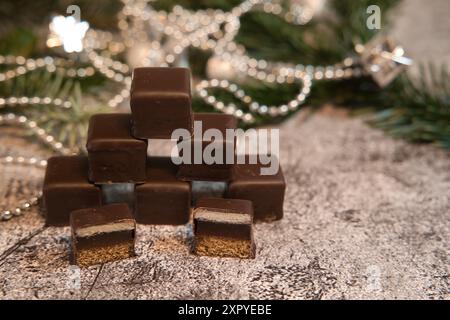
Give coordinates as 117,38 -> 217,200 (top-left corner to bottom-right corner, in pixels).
115,0 -> 365,119
0,113 -> 70,221
0,154 -> 46,221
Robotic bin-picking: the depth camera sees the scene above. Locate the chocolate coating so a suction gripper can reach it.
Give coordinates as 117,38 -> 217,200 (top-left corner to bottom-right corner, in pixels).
134,157 -> 191,225
177,113 -> 237,181
130,67 -> 193,139
194,198 -> 254,240
43,156 -> 102,226
75,230 -> 134,249
86,113 -> 147,184
196,198 -> 253,216
226,157 -> 286,222
70,203 -> 135,231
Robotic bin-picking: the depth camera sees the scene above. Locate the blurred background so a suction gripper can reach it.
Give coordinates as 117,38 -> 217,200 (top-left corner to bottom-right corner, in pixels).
0,0 -> 449,153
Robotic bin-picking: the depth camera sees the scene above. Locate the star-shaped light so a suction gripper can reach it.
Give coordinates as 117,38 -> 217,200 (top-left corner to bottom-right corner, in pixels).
47,15 -> 89,53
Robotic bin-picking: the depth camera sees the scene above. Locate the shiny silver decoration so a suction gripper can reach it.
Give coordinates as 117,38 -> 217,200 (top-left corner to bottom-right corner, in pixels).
358,36 -> 412,88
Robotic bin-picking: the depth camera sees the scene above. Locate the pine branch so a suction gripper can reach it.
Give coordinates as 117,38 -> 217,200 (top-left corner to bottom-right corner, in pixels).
366,65 -> 450,148
0,69 -> 110,152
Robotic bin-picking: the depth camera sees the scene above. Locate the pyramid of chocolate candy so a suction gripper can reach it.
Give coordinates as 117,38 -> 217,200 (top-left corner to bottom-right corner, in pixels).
42,67 -> 286,266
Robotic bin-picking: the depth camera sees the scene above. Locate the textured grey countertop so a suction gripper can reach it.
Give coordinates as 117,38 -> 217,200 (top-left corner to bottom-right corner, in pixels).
0,108 -> 448,299
0,0 -> 449,300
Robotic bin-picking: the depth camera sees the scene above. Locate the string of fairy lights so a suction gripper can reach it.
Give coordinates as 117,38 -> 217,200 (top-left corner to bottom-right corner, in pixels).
0,0 -> 411,221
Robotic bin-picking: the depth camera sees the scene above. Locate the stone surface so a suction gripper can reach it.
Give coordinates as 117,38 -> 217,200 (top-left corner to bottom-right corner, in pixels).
0,0 -> 449,300
0,109 -> 448,300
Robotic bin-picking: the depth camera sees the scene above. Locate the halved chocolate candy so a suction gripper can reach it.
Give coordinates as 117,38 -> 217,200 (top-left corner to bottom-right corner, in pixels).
193,198 -> 256,259
43,156 -> 102,226
70,203 -> 136,267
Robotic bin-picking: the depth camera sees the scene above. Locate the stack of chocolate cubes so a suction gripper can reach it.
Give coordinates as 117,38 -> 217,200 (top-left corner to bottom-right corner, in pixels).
42,67 -> 286,266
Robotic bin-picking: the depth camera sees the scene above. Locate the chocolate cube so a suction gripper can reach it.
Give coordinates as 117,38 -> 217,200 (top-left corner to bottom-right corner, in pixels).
130,67 -> 193,139
86,113 -> 147,184
177,113 -> 237,181
70,203 -> 136,267
135,157 -> 190,225
226,157 -> 286,222
43,156 -> 102,226
193,198 -> 255,259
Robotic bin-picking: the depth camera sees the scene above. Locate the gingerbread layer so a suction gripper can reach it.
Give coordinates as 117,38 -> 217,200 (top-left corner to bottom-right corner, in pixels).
74,243 -> 134,267
194,235 -> 255,259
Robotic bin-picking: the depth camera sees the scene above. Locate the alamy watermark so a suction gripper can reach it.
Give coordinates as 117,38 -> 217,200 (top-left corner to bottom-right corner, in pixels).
367,5 -> 381,30
66,5 -> 82,22
66,265 -> 81,290
366,265 -> 382,292
170,120 -> 280,176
